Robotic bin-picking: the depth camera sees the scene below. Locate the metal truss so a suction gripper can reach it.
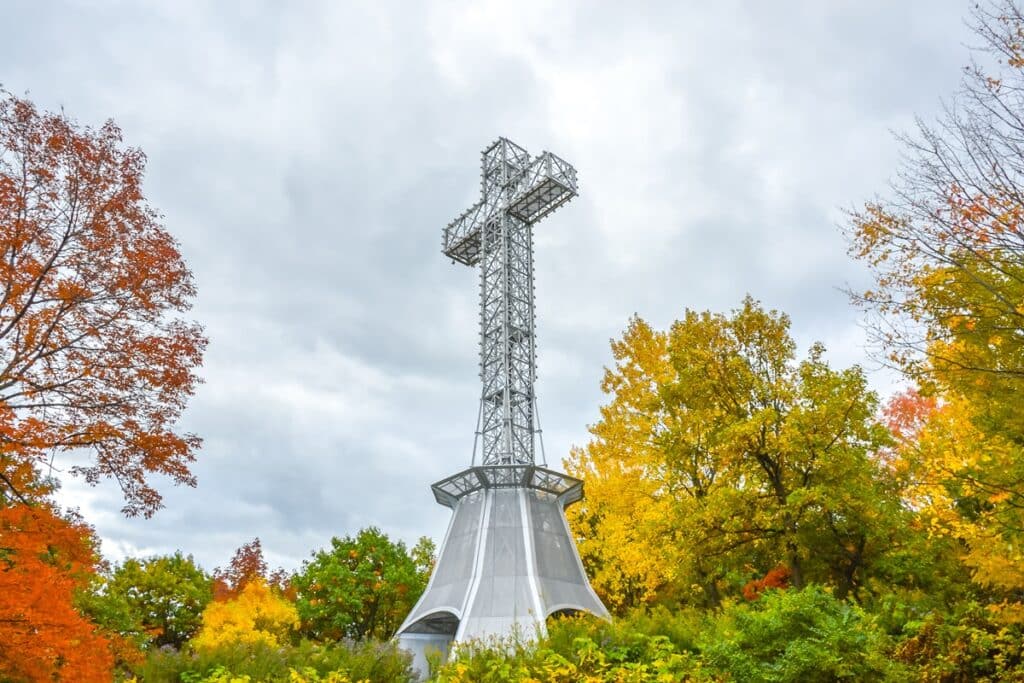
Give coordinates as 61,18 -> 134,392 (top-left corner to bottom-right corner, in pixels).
442,138 -> 578,467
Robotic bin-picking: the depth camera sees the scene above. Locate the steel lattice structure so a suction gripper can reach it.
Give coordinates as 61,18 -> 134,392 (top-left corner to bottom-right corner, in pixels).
396,139 -> 606,678
442,138 -> 578,466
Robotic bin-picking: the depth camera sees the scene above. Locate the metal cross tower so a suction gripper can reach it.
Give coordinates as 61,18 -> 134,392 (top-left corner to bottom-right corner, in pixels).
396,139 -> 608,677
442,138 -> 578,466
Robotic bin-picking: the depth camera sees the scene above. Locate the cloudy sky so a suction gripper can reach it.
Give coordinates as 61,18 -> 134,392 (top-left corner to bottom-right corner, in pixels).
4,1 -> 976,572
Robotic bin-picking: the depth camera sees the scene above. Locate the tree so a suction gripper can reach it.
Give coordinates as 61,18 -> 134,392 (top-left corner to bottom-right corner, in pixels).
0,91 -> 206,516
845,2 -> 1024,440
847,1 -> 1024,616
292,528 -> 434,641
85,551 -> 213,649
567,299 -> 906,611
213,537 -> 290,601
192,578 -> 300,651
564,316 -> 680,611
0,503 -> 115,681
885,389 -> 1024,613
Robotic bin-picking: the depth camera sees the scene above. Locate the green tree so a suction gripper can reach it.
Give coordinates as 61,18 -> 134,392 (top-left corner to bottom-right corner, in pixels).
567,298 -> 910,611
293,528 -> 434,641
84,552 -> 213,649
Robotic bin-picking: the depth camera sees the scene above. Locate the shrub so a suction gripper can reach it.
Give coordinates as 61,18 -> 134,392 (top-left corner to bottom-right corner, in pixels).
133,638 -> 414,683
700,586 -> 903,682
433,615 -> 707,682
892,601 -> 1024,681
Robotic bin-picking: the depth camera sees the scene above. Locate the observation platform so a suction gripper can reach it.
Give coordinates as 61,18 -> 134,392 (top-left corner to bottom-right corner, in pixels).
430,464 -> 583,509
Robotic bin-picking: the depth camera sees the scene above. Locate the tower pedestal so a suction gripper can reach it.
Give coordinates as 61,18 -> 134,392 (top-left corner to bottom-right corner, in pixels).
396,465 -> 609,676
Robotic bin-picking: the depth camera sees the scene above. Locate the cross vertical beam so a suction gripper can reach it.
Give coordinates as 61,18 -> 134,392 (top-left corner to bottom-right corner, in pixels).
442,138 -> 578,466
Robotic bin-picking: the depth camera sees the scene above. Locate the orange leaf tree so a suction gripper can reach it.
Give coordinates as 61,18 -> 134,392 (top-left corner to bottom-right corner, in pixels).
0,503 -> 114,682
213,538 -> 291,601
0,91 -> 206,516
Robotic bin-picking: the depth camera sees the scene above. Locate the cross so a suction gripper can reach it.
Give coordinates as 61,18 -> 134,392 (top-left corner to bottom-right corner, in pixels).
442,138 -> 578,467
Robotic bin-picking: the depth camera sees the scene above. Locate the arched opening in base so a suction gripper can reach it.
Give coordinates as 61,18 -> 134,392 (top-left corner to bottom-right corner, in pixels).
403,610 -> 459,637
398,610 -> 459,679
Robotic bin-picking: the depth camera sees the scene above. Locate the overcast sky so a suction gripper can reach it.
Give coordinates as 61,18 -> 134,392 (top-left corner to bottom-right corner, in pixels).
3,1 -> 976,573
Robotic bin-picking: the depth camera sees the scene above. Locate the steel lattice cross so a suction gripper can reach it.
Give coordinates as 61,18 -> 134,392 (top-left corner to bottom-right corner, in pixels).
442,138 -> 578,467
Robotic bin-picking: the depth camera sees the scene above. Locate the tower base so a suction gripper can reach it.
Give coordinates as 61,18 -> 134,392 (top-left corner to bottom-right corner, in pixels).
396,465 -> 609,678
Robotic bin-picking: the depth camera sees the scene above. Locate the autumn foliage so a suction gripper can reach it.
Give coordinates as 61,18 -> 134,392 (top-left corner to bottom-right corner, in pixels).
213,537 -> 291,601
0,503 -> 114,682
9,2 -> 1024,681
566,299 -> 899,612
742,565 -> 792,601
0,91 -> 206,516
846,0 -> 1024,625
193,579 -> 300,651
0,90 -> 207,681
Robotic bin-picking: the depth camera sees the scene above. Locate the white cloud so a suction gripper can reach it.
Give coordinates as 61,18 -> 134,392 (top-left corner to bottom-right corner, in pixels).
7,0 -> 975,571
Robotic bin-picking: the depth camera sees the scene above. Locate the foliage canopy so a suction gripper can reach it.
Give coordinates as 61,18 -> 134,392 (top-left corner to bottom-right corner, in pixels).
292,527 -> 434,641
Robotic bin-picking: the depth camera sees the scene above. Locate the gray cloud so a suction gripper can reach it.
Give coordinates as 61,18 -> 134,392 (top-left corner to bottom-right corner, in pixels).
3,0 -> 974,572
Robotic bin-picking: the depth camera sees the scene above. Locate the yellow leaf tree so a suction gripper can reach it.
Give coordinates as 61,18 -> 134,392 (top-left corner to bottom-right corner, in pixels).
567,299 -> 909,612
192,579 -> 299,650
887,390 -> 1024,615
848,1 -> 1024,619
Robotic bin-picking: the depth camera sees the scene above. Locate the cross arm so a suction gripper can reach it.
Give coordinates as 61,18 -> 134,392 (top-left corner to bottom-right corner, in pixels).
442,199 -> 491,266
507,151 -> 578,224
442,148 -> 577,266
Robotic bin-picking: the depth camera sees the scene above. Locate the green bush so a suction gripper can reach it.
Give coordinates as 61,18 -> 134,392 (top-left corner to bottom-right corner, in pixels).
432,612 -> 708,682
433,634 -> 703,682
434,588 -> 913,682
133,638 -> 415,683
700,586 -> 903,682
131,585 -> 1024,682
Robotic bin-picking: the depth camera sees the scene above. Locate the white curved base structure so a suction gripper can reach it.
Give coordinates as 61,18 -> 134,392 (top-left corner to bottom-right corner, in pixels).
396,466 -> 609,677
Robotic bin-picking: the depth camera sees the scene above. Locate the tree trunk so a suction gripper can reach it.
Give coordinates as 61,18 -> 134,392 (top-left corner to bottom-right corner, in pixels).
787,542 -> 805,589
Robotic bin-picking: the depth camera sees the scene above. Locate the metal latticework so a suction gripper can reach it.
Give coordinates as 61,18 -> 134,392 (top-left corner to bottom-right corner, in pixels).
442,138 -> 578,466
